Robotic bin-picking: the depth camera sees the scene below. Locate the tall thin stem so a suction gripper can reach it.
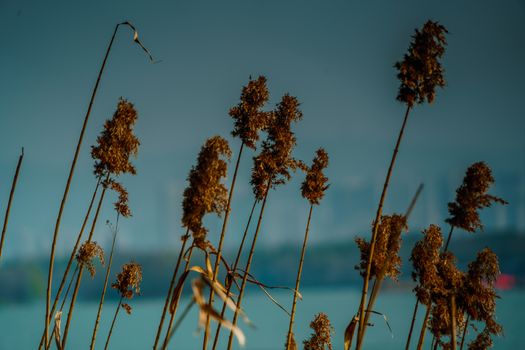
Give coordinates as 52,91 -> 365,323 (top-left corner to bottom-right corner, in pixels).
285,204 -> 313,350
152,228 -> 190,349
0,147 -> 24,262
212,199 -> 257,350
60,186 -> 107,349
450,295 -> 457,350
203,142 -> 244,350
356,105 -> 411,350
227,178 -> 272,350
90,214 -> 120,350
161,246 -> 195,350
459,314 -> 470,350
444,226 -> 455,252
416,304 -> 431,350
39,179 -> 101,350
104,296 -> 123,350
405,299 -> 419,350
44,23 -> 121,346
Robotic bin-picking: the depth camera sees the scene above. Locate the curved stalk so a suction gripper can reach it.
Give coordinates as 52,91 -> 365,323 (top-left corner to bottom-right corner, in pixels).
212,199 -> 257,349
356,105 -> 411,350
0,147 -> 24,262
152,228 -> 190,349
202,142 -> 244,350
226,178 -> 272,350
285,204 -> 313,349
104,296 -> 123,350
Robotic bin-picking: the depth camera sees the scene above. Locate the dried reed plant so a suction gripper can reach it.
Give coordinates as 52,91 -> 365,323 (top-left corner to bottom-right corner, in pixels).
226,93 -> 303,350
202,76 -> 270,349
0,148 -> 24,262
303,313 -> 334,350
43,22 -> 153,346
355,20 -> 448,350
285,148 -> 329,350
104,262 -> 143,350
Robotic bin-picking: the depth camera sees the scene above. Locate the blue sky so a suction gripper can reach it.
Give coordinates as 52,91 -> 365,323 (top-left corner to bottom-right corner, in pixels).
1,0 -> 524,260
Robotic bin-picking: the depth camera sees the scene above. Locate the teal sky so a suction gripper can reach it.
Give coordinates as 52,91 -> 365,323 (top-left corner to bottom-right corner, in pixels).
1,0 -> 524,260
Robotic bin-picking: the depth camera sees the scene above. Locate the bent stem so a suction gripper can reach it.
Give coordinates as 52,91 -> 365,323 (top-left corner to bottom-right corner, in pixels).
152,228 -> 190,350
90,214 -> 120,350
104,296 -> 123,350
226,177 -> 272,350
212,199 -> 257,350
355,105 -> 411,350
285,204 -> 313,350
0,147 -> 24,262
203,142 -> 244,350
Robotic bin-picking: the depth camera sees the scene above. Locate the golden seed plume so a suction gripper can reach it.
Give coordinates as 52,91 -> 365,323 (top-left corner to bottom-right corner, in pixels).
230,76 -> 271,149
303,313 -> 334,350
250,94 -> 303,200
181,136 -> 232,245
395,20 -> 448,107
91,98 -> 140,177
106,179 -> 132,218
301,148 -> 329,205
355,214 -> 407,281
446,162 -> 507,232
111,262 -> 142,314
76,241 -> 105,278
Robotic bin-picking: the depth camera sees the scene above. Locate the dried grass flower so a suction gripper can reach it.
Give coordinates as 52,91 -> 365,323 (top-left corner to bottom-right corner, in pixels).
355,214 -> 407,281
76,241 -> 105,278
182,136 -> 231,245
301,148 -> 329,205
250,94 -> 302,200
230,76 -> 271,149
446,162 -> 507,232
395,20 -> 448,107
111,262 -> 142,314
303,313 -> 334,350
106,179 -> 132,217
91,98 -> 140,177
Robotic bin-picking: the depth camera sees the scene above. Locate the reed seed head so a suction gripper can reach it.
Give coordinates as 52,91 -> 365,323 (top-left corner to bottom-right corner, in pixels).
303,313 -> 334,350
91,98 -> 140,177
112,262 -> 142,314
446,162 -> 507,232
76,241 -> 105,278
395,20 -> 448,107
250,94 -> 302,200
355,214 -> 407,281
182,136 -> 231,245
301,148 -> 329,205
106,179 -> 132,218
230,76 -> 271,149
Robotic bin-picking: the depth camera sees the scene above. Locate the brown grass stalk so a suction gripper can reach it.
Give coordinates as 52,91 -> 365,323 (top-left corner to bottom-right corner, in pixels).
202,142 -> 245,350
226,177 -> 272,350
0,147 -> 24,262
152,228 -> 190,349
285,204 -> 313,350
38,178 -> 101,350
459,314 -> 470,350
103,296 -> 123,350
444,226 -> 455,252
416,304 -> 431,350
90,215 -> 120,350
405,298 -> 420,350
212,199 -> 257,350
450,295 -> 457,350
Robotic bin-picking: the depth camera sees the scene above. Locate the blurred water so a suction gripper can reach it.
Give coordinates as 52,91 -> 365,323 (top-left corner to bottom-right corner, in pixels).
0,288 -> 522,349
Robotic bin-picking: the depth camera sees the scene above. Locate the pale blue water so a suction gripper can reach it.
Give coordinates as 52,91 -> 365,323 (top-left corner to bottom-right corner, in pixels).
0,288 -> 522,349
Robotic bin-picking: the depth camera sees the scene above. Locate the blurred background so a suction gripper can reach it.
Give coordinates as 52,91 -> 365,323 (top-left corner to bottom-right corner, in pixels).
1,0 -> 524,348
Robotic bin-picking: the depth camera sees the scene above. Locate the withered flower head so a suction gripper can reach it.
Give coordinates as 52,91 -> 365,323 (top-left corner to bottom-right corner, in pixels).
182,136 -> 231,244
446,162 -> 507,232
303,313 -> 334,350
91,98 -> 140,177
429,296 -> 465,347
250,94 -> 302,200
76,241 -> 105,278
230,76 -> 271,149
468,328 -> 494,350
355,214 -> 407,281
301,148 -> 329,205
111,262 -> 142,314
106,179 -> 132,218
459,248 -> 503,345
395,20 -> 448,107
410,225 -> 444,305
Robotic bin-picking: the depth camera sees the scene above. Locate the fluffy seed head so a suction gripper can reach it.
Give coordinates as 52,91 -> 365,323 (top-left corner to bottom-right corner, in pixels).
106,179 -> 132,218
76,241 -> 105,278
303,313 -> 334,350
301,148 -> 329,205
112,262 -> 142,313
395,20 -> 448,107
